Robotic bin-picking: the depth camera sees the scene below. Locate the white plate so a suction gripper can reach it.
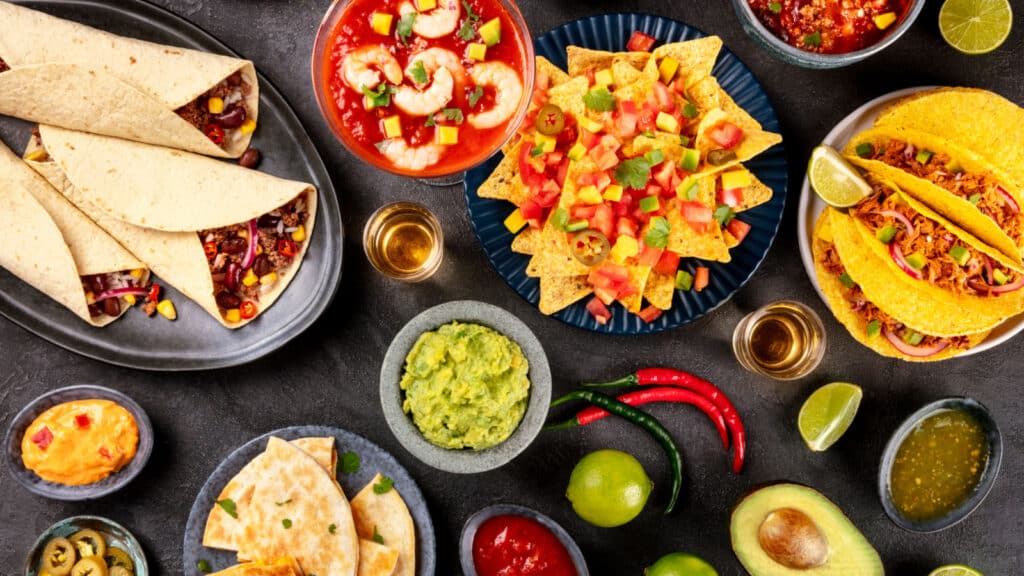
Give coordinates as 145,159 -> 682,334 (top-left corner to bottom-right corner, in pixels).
797,86 -> 1024,357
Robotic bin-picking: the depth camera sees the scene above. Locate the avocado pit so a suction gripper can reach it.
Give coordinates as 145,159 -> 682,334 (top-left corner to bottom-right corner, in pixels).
757,507 -> 828,569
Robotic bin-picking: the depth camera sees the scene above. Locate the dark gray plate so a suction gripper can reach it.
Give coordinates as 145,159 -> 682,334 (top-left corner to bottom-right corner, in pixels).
0,0 -> 343,371
24,515 -> 149,576
182,426 -> 436,576
4,384 -> 154,501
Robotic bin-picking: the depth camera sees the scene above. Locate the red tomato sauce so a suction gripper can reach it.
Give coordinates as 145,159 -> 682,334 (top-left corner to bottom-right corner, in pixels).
320,0 -> 530,176
748,0 -> 911,54
472,514 -> 577,576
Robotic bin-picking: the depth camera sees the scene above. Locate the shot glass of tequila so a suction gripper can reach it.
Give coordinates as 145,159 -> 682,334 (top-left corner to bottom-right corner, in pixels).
363,202 -> 443,282
732,301 -> 825,380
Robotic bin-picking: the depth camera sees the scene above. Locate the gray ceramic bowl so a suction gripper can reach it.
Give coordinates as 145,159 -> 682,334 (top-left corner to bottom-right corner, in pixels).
460,504 -> 589,576
878,397 -> 1002,532
730,0 -> 926,68
380,301 -> 551,474
24,515 -> 149,576
4,385 -> 153,500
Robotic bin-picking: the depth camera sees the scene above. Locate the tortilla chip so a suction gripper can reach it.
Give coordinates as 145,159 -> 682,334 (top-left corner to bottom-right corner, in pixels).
652,36 -> 723,84
350,474 -> 417,576
527,219 -> 591,277
548,76 -> 589,123
619,265 -> 652,313
644,271 -> 676,310
567,46 -> 649,76
723,229 -> 739,249
665,195 -> 731,262
478,141 -> 529,206
511,228 -> 539,254
536,55 -> 571,87
611,58 -> 645,87
539,275 -> 592,315
714,166 -> 773,212
686,75 -> 722,113
358,539 -> 400,576
695,108 -> 782,174
626,133 -> 688,164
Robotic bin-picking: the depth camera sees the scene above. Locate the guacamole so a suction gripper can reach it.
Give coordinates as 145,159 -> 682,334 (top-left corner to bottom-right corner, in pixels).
400,321 -> 530,450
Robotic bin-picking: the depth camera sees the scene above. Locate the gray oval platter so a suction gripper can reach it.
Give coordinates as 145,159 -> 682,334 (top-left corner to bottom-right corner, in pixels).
0,0 -> 343,371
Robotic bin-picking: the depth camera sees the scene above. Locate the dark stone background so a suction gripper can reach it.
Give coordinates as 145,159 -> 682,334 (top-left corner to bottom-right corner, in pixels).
2,0 -> 1022,574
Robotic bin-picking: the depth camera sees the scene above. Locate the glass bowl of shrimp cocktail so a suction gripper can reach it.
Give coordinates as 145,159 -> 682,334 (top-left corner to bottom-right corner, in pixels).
312,0 -> 535,180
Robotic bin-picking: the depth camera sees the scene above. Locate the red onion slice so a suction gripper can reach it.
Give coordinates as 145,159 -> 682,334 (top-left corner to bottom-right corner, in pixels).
970,273 -> 1024,294
983,254 -> 994,285
241,218 -> 258,269
884,330 -> 949,357
879,209 -> 916,236
93,287 -> 149,301
997,185 -> 1020,214
889,242 -> 923,280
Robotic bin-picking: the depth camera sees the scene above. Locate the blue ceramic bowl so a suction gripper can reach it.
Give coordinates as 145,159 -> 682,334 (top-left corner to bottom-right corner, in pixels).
730,0 -> 926,69
878,397 -> 1003,532
4,384 -> 153,500
24,515 -> 149,576
460,504 -> 589,576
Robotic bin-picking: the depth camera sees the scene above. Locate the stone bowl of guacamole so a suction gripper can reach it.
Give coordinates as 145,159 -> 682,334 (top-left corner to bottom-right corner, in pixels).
380,301 -> 551,474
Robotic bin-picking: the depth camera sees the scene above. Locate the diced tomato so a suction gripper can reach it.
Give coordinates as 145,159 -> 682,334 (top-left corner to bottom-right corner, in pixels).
612,201 -> 629,217
644,183 -> 664,200
593,286 -> 618,306
593,133 -> 621,154
616,217 -> 639,238
75,414 -> 91,429
632,208 -> 652,226
637,305 -> 663,323
672,76 -> 689,95
653,251 -> 681,276
708,122 -> 744,149
590,204 -> 615,239
518,141 -> 546,188
681,201 -> 713,224
637,107 -> 657,132
556,159 -> 570,188
652,161 -> 676,190
626,30 -> 657,52
520,198 -> 544,221
653,81 -> 674,110
718,187 -> 745,208
571,205 -> 597,220
592,149 -> 619,171
597,263 -> 630,283
727,218 -> 752,244
545,150 -> 565,166
694,266 -> 710,292
637,245 -> 663,267
616,282 -> 639,299
31,426 -> 53,450
614,100 -> 639,138
580,129 -> 601,150
586,297 -> 613,325
585,68 -> 596,86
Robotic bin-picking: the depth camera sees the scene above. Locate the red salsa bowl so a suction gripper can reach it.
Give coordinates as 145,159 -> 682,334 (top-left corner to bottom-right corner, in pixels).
312,0 -> 535,178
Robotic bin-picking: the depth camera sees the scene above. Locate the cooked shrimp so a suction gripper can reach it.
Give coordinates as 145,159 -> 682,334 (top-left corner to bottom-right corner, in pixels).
379,138 -> 445,171
341,46 -> 402,92
398,0 -> 461,38
467,62 -> 523,129
393,48 -> 465,116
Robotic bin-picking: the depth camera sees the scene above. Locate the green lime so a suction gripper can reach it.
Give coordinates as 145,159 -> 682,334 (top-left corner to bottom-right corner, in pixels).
566,449 -> 651,528
939,0 -> 1012,54
798,382 -> 863,452
808,145 -> 873,208
929,565 -> 984,576
646,552 -> 719,576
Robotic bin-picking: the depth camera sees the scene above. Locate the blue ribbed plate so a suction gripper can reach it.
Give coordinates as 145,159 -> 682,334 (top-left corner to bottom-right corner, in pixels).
464,13 -> 787,334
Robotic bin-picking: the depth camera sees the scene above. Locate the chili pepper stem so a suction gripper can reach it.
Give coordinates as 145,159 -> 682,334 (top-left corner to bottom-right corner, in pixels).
580,374 -> 640,388
543,419 -> 579,431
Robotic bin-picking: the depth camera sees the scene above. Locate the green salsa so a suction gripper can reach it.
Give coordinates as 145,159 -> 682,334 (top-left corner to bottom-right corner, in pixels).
400,322 -> 530,450
890,409 -> 989,522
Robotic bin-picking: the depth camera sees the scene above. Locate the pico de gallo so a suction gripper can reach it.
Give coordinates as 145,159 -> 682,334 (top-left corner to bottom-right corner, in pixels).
748,0 -> 912,54
319,0 -> 531,176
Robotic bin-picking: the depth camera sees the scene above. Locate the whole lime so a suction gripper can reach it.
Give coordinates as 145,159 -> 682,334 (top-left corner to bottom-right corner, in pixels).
646,552 -> 718,576
566,449 -> 652,527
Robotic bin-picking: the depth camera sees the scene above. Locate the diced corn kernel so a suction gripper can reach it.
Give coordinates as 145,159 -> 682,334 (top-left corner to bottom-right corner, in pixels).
224,308 -> 241,323
291,225 -> 306,242
383,116 -> 403,139
24,148 -> 48,162
260,272 -> 279,286
503,209 -> 528,233
207,97 -> 225,114
85,291 -> 95,304
656,112 -> 680,134
416,0 -> 437,11
130,268 -> 146,279
658,57 -> 680,84
437,125 -> 459,145
371,12 -> 394,35
579,117 -> 604,133
610,236 -> 640,263
467,43 -> 487,61
535,133 -> 556,153
237,228 -> 249,239
578,185 -> 603,205
157,299 -> 177,320
603,184 -> 624,202
874,12 -> 897,30
240,118 -> 257,134
594,68 -> 614,88
242,269 -> 259,287
720,169 -> 752,190
256,243 -> 263,255
124,294 -> 136,306
567,142 -> 587,161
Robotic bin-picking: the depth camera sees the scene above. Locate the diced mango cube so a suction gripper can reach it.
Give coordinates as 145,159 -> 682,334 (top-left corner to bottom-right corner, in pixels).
437,125 -> 459,145
658,57 -> 679,84
467,43 -> 487,61
603,184 -> 624,202
291,224 -> 306,242
371,12 -> 394,35
240,119 -> 257,134
874,12 -> 897,30
224,308 -> 241,323
578,185 -> 603,205
242,269 -> 259,287
416,0 -> 437,10
157,300 -> 177,320
383,116 -> 403,139
594,68 -> 614,88
579,117 -> 604,133
479,17 -> 502,46
504,209 -> 528,233
567,142 -> 587,161
535,133 -> 556,153
130,268 -> 146,279
720,169 -> 752,190
610,235 -> 640,263
656,112 -> 680,134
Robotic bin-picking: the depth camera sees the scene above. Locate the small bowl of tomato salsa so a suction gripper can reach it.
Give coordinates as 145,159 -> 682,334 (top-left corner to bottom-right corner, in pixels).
461,504 -> 589,576
312,0 -> 535,179
731,0 -> 925,68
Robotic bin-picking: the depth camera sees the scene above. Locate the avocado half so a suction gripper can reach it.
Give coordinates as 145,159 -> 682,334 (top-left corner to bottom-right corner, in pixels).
730,483 -> 884,575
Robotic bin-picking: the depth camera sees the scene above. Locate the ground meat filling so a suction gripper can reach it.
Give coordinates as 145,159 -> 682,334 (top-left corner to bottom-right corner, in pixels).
82,270 -> 148,319
869,140 -> 1024,243
0,57 -> 9,73
199,196 -> 309,320
819,241 -> 970,352
852,189 -> 1020,296
175,71 -> 253,148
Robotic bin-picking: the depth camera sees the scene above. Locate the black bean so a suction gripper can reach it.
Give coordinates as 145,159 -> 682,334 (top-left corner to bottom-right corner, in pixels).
85,274 -> 106,293
252,254 -> 274,277
212,106 -> 246,129
221,237 -> 248,255
103,297 -> 121,317
224,263 -> 242,292
226,71 -> 242,86
238,147 -> 261,169
215,291 -> 242,309
88,304 -> 103,318
258,213 -> 281,228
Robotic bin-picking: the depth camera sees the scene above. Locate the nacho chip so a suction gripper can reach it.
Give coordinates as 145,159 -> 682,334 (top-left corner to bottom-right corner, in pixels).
686,75 -> 722,114
527,219 -> 591,277
665,195 -> 731,263
511,228 -> 539,254
652,36 -> 723,84
696,108 -> 781,174
626,132 -> 688,164
536,55 -> 571,87
539,275 -> 592,314
548,76 -> 589,123
619,264 -> 652,313
479,141 -> 530,206
644,271 -> 676,310
611,59 -> 645,88
567,46 -> 649,76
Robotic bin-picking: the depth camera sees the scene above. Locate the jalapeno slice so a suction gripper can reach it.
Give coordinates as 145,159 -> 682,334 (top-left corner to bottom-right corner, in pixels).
108,566 -> 132,576
42,537 -> 76,576
69,529 -> 106,559
571,230 -> 611,266
535,104 -> 565,136
70,557 -> 108,576
104,548 -> 134,574
707,148 -> 737,166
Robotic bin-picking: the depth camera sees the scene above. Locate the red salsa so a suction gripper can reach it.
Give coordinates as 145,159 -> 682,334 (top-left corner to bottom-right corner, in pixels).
320,0 -> 531,177
472,514 -> 577,576
748,0 -> 911,54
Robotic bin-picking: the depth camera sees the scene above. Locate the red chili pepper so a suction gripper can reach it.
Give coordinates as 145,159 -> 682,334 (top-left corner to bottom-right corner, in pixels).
277,239 -> 297,258
31,426 -> 53,450
204,124 -> 225,144
554,387 -> 729,451
239,301 -> 258,320
203,241 -> 218,260
147,284 -> 161,303
584,368 -> 746,473
75,414 -> 91,429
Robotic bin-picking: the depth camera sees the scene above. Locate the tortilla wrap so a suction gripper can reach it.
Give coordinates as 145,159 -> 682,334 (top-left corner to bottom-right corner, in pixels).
350,474 -> 416,576
0,140 -> 147,326
237,437 -> 358,576
25,125 -> 316,328
813,209 -> 987,362
0,2 -> 258,158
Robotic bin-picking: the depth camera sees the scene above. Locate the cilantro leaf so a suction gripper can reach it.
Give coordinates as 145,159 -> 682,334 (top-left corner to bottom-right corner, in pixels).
373,525 -> 385,545
803,30 -> 822,47
443,108 -> 465,123
408,60 -> 429,85
583,87 -> 616,112
373,476 -> 395,494
197,560 -> 212,573
216,498 -> 238,519
339,450 -> 361,475
468,85 -> 484,108
644,149 -> 665,166
614,157 -> 651,190
530,143 -> 545,157
397,12 -> 417,45
425,115 -> 437,127
328,523 -> 337,534
282,518 -> 293,529
713,204 -> 735,226
644,216 -> 671,249
360,83 -> 396,109
769,1 -> 782,13
457,0 -> 481,41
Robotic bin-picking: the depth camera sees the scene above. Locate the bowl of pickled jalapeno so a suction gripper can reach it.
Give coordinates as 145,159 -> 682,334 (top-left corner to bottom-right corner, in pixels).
25,516 -> 147,576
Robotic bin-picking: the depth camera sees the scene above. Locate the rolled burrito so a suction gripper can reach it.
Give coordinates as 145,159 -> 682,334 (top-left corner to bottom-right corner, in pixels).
25,125 -> 316,329
0,1 -> 259,158
0,140 -> 150,326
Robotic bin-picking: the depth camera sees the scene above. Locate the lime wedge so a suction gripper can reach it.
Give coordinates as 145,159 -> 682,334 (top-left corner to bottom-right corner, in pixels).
808,145 -> 872,208
798,382 -> 862,452
929,565 -> 984,576
939,0 -> 1012,55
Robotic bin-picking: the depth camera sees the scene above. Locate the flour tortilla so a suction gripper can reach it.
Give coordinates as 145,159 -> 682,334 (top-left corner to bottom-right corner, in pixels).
350,474 -> 416,576
0,1 -> 258,158
0,140 -> 146,326
237,437 -> 358,576
208,558 -> 303,576
25,125 -> 316,328
358,539 -> 400,576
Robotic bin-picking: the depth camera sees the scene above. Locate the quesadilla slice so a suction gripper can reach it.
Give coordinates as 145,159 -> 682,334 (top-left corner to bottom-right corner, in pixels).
350,474 -> 416,576
208,558 -> 303,576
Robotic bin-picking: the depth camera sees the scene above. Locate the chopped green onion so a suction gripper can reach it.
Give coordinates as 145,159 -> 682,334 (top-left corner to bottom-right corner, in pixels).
839,272 -> 855,289
566,219 -> 589,232
855,142 -> 875,158
903,331 -> 924,346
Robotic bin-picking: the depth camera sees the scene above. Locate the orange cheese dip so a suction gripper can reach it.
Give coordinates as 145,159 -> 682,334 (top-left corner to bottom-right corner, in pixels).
21,399 -> 139,486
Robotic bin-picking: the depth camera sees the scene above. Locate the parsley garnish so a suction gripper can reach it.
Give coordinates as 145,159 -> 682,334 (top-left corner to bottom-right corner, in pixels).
583,87 -> 616,112
713,204 -> 735,226
408,60 -> 429,85
644,216 -> 671,249
768,1 -> 782,14
397,12 -> 417,45
328,523 -> 337,534
373,476 -> 395,494
339,450 -> 361,475
443,108 -> 464,123
216,498 -> 238,519
275,499 -> 292,506
614,157 -> 651,190
372,525 -> 385,545
282,518 -> 293,529
644,149 -> 665,166
457,0 -> 481,41
468,85 -> 484,107
803,31 -> 822,47
361,83 -> 397,108
197,560 -> 212,573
